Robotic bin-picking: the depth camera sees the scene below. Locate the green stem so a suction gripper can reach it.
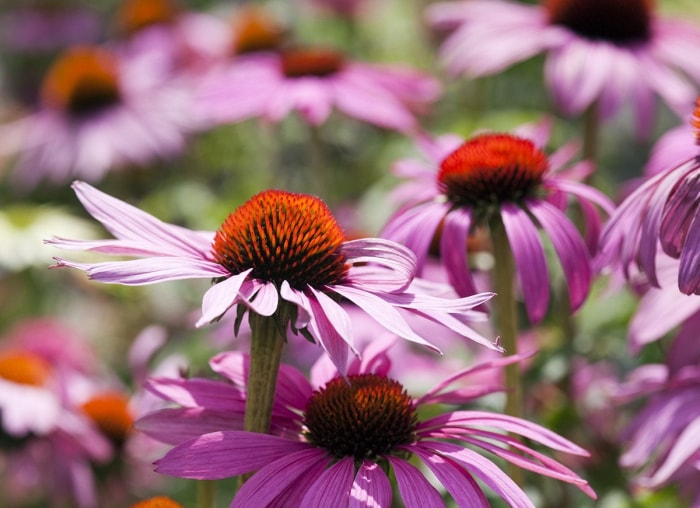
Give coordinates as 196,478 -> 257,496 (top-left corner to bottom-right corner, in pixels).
244,312 -> 286,435
582,101 -> 599,167
196,480 -> 215,508
490,215 -> 524,487
309,124 -> 329,199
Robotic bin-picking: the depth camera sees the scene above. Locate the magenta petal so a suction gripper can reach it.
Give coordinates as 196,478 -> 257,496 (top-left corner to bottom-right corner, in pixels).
70,181 -> 215,258
136,407 -> 244,445
306,287 -> 354,371
500,204 -> 549,323
350,460 -> 392,508
330,285 -> 440,351
386,456 -> 445,508
645,417 -> 700,486
196,269 -> 252,327
426,441 -> 533,508
410,445 -> 489,507
678,211 -> 700,294
53,256 -> 225,285
527,200 -> 591,311
300,457 -> 355,506
440,208 -> 479,297
155,431 -> 311,479
231,447 -> 330,507
145,377 -> 245,409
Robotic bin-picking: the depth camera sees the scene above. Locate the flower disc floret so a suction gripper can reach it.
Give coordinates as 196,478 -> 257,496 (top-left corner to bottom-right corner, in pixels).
212,190 -> 349,290
437,133 -> 549,208
116,0 -> 181,35
231,7 -> 284,54
544,0 -> 652,44
0,351 -> 51,386
81,391 -> 133,446
41,47 -> 122,116
281,48 -> 345,78
303,374 -> 417,460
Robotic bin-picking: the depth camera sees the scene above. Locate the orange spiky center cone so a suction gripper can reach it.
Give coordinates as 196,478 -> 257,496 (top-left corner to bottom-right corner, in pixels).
692,97 -> 700,146
41,46 -> 121,115
438,133 -> 549,208
544,0 -> 653,44
281,48 -> 345,78
131,496 -> 184,508
0,351 -> 51,386
212,190 -> 349,290
81,391 -> 133,446
116,0 -> 181,36
231,7 -> 284,55
304,374 -> 417,460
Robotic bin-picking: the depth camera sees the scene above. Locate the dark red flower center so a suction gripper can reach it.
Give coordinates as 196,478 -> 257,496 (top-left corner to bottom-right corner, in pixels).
0,351 -> 51,386
81,391 -> 133,446
544,0 -> 653,44
231,7 -> 285,55
116,0 -> 181,36
303,374 -> 418,460
212,190 -> 349,290
437,133 -> 549,208
41,46 -> 121,116
281,48 -> 345,78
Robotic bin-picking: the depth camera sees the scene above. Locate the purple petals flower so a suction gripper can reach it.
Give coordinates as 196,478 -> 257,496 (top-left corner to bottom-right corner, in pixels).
382,124 -> 612,323
47,182 -> 499,372
142,343 -> 595,506
0,45 -> 199,189
427,0 -> 700,135
196,49 -> 440,133
598,103 -> 700,294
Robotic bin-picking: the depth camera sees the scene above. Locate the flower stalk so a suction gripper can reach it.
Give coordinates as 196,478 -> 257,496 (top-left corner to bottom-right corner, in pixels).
489,215 -> 524,487
245,312 -> 286,436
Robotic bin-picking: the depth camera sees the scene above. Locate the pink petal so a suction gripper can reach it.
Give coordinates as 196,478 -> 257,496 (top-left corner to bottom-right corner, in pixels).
196,269 -> 253,327
500,204 -> 549,323
386,456 -> 445,508
301,457 -> 355,506
350,460 -> 393,508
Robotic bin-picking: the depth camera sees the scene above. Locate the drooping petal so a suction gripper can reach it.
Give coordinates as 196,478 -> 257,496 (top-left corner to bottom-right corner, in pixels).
231,447 -> 330,507
440,208 -> 479,297
410,445 -> 490,507
386,456 -> 445,508
425,441 -> 533,508
300,457 -> 355,507
350,460 -> 393,508
196,269 -> 253,327
136,407 -> 244,445
155,431 -> 311,479
500,204 -> 549,322
643,417 -> 700,487
527,200 -> 591,311
678,210 -> 700,294
330,285 -> 441,352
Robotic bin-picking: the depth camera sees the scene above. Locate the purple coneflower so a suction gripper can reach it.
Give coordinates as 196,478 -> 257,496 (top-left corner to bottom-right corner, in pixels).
598,100 -> 700,295
140,342 -> 596,507
47,182 -> 499,371
196,46 -> 441,133
382,122 -> 613,323
617,328 -> 700,505
427,0 -> 700,135
0,44 -> 196,189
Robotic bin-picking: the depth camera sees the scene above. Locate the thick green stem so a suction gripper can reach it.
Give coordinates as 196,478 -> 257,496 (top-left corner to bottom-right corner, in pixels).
490,215 -> 524,487
245,312 -> 286,435
196,480 -> 216,508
